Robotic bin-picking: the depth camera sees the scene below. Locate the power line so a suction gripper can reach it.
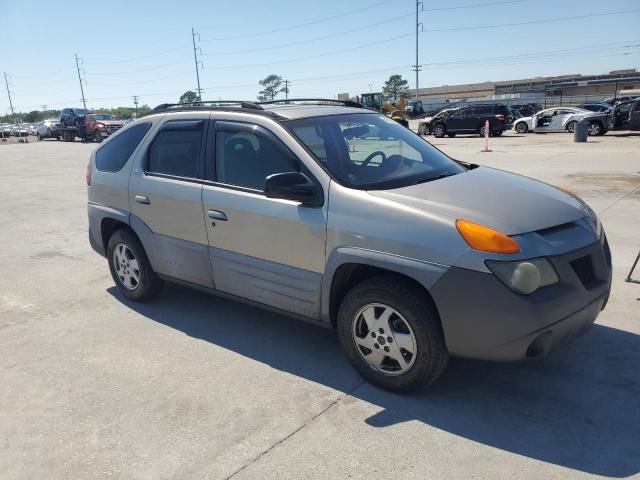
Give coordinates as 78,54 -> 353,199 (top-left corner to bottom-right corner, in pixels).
200,10 -> 640,71
87,58 -> 192,76
83,43 -> 192,65
199,0 -> 394,41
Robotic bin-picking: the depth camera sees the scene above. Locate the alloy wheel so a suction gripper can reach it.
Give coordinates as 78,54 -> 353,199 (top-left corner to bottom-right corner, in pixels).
113,243 -> 140,291
352,303 -> 417,376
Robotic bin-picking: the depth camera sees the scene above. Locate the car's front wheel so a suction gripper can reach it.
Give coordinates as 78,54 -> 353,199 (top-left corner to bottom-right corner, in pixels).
94,131 -> 103,143
36,133 -> 42,141
432,124 -> 446,138
515,122 -> 528,133
107,229 -> 163,301
588,121 -> 603,136
566,121 -> 576,133
337,276 -> 449,392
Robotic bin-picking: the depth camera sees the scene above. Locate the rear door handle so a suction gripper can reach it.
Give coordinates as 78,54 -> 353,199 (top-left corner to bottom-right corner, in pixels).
207,210 -> 228,221
134,195 -> 150,205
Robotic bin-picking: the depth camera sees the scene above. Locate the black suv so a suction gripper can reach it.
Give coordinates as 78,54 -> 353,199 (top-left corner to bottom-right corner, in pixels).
430,104 -> 512,138
60,107 -> 89,127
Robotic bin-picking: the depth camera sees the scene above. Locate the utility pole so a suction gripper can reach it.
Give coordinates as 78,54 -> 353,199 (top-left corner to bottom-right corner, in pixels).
74,54 -> 87,110
368,83 -> 373,93
283,79 -> 290,100
41,104 -> 47,121
132,95 -> 139,117
413,0 -> 423,102
191,28 -> 203,101
4,72 -> 15,121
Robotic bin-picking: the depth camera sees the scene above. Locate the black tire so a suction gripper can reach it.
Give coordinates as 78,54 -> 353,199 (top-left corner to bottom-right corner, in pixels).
432,124 -> 446,138
107,229 -> 163,302
494,130 -> 503,136
566,121 -> 576,133
588,121 -> 603,136
36,133 -> 42,141
337,276 -> 449,392
447,133 -> 456,137
94,130 -> 103,143
515,122 -> 528,133
478,123 -> 491,137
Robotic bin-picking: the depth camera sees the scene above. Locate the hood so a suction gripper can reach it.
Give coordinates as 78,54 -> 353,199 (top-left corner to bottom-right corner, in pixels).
368,167 -> 585,235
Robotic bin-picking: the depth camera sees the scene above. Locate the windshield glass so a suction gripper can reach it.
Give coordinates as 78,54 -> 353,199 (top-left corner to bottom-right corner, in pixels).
286,113 -> 465,189
94,114 -> 116,120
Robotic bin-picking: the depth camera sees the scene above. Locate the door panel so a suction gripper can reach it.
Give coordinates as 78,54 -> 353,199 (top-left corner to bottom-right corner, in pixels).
128,115 -> 212,287
202,120 -> 327,318
202,186 -> 326,318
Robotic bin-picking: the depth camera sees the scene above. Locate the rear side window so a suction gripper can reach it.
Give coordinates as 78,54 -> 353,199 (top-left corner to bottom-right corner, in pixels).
148,120 -> 204,178
95,123 -> 151,172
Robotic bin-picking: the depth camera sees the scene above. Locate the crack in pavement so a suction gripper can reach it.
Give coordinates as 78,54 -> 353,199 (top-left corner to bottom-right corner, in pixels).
224,380 -> 366,480
598,183 -> 640,215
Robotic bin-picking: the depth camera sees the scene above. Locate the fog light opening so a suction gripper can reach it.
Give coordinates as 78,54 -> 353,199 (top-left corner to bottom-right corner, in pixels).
526,331 -> 552,358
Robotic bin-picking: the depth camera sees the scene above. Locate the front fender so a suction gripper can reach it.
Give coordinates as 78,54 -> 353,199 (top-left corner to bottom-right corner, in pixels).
321,246 -> 450,324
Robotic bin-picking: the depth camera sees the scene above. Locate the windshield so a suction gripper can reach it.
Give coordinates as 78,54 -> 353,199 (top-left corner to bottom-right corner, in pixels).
286,113 -> 465,189
94,114 -> 116,120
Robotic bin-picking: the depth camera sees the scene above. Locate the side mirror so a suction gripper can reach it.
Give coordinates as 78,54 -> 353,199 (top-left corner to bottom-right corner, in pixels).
264,172 -> 323,207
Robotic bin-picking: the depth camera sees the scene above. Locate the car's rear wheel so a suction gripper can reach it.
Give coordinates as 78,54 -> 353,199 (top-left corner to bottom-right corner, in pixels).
432,125 -> 446,138
478,123 -> 491,137
107,229 -> 163,301
515,122 -> 528,133
566,121 -> 576,133
337,276 -> 449,392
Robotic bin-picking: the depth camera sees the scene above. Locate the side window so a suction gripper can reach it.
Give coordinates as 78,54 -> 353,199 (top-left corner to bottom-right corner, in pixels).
95,123 -> 152,172
147,120 -> 204,178
215,124 -> 300,190
292,125 -> 328,164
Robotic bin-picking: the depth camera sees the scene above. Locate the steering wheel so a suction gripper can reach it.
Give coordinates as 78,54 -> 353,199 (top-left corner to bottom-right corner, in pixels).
361,150 -> 387,167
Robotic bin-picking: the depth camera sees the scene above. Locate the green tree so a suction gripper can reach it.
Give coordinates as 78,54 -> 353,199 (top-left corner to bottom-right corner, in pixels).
179,91 -> 198,103
382,74 -> 409,100
257,74 -> 283,102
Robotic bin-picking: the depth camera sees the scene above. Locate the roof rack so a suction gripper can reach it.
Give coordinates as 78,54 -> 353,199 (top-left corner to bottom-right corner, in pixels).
152,100 -> 264,111
257,98 -> 364,108
143,100 -> 286,119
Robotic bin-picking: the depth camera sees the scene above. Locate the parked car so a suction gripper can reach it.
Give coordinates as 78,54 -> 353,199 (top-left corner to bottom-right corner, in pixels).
530,107 -> 606,135
60,107 -> 88,127
607,98 -> 640,131
417,108 -> 459,135
83,113 -> 124,142
87,99 -> 611,392
0,124 -> 12,138
430,103 -> 512,138
575,103 -> 611,113
12,124 -> 29,137
36,119 -> 62,140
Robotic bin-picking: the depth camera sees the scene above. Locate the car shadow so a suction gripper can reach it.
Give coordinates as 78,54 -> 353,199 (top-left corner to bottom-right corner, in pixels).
107,284 -> 640,478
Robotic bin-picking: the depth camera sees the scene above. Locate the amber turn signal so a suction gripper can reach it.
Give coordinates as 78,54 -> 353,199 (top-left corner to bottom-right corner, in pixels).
455,219 -> 520,254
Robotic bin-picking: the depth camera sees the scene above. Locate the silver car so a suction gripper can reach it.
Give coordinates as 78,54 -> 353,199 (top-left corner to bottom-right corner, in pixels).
87,100 -> 612,392
530,107 -> 606,135
36,119 -> 62,140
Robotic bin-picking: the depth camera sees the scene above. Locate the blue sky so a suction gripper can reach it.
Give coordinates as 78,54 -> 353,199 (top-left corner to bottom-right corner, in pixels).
1,0 -> 639,112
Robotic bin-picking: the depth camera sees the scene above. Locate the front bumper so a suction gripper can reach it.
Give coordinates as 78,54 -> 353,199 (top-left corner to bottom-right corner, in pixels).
430,235 -> 612,361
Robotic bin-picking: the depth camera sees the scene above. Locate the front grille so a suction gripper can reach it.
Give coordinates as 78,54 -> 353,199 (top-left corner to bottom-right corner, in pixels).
570,255 -> 597,289
107,124 -> 122,133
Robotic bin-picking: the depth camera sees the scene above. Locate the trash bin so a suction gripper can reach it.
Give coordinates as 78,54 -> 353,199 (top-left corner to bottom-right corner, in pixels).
574,118 -> 589,142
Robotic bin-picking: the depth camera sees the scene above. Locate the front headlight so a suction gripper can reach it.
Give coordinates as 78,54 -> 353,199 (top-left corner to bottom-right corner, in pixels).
556,186 -> 602,238
486,258 -> 559,295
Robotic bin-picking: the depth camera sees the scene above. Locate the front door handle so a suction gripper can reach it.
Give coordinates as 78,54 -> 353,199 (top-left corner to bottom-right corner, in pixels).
134,195 -> 150,205
207,210 -> 228,221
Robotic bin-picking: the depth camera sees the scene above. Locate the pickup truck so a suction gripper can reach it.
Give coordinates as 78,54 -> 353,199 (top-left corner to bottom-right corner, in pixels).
83,113 -> 124,142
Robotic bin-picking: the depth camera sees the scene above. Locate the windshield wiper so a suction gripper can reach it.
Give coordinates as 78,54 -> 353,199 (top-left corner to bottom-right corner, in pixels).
411,171 -> 458,185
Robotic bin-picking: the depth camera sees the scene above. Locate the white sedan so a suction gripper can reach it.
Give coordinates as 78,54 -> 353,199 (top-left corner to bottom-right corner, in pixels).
513,107 -> 592,134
